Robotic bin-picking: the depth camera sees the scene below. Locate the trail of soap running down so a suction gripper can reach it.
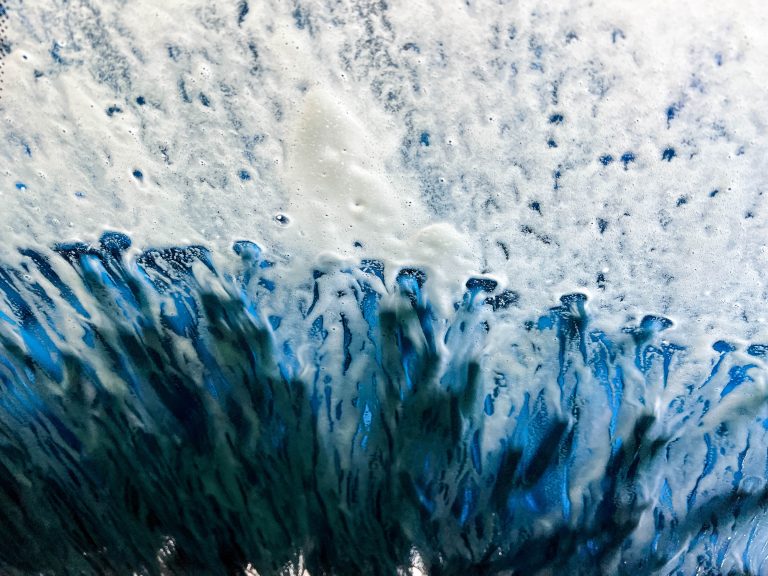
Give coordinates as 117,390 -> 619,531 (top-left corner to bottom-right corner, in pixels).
0,232 -> 767,576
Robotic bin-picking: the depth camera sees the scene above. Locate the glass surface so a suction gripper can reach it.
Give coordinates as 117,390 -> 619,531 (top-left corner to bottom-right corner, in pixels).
1,1 -> 767,574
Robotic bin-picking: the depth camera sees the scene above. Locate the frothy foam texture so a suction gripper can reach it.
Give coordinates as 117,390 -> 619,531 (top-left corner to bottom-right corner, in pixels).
2,0 -> 768,573
2,0 -> 768,337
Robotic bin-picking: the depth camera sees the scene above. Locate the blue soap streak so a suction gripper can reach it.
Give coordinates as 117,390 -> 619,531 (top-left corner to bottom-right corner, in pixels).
0,233 -> 764,575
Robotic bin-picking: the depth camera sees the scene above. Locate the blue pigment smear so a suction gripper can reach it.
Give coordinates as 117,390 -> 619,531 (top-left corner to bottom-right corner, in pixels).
620,151 -> 636,169
0,233 -> 766,575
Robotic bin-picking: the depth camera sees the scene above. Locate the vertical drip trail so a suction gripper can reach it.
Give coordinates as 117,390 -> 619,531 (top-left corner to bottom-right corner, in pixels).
0,232 -> 765,575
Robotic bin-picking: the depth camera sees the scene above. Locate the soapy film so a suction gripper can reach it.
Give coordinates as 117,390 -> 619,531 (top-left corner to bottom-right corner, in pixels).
0,232 -> 767,575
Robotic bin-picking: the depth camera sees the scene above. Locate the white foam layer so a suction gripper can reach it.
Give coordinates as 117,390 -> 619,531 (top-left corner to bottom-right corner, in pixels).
1,0 -> 768,336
